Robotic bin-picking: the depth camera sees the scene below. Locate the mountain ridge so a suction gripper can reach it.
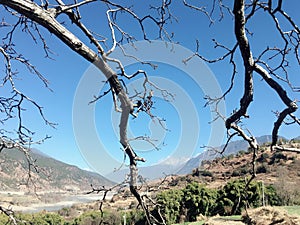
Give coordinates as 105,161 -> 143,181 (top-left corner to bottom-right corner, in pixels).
108,135 -> 286,182
0,148 -> 113,192
177,135 -> 286,175
1,135 -> 296,189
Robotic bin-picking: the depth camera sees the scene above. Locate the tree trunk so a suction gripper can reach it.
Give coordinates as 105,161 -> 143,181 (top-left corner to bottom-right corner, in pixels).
0,0 -> 152,223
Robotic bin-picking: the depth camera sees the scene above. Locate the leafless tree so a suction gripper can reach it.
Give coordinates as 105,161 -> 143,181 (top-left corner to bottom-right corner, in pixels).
0,0 -> 299,224
184,0 -> 299,181
0,0 -> 175,224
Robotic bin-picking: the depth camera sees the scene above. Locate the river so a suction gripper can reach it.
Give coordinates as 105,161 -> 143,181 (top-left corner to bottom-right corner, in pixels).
0,191 -> 115,213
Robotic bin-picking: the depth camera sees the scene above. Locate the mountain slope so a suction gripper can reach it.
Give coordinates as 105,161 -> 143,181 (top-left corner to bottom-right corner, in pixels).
108,135 -> 290,181
177,135 -> 286,175
107,162 -> 184,183
0,148 -> 113,192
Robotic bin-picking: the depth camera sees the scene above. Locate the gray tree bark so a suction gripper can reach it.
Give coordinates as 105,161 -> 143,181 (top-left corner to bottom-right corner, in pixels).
0,0 -> 151,223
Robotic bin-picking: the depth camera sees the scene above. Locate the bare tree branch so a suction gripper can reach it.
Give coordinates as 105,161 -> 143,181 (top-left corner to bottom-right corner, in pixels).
0,205 -> 17,225
0,1 -> 172,223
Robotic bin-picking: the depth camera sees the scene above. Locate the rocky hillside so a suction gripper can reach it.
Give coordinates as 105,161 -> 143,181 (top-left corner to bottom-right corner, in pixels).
95,141 -> 300,219
0,148 -> 113,192
177,135 -> 289,175
154,140 -> 300,191
197,143 -> 300,188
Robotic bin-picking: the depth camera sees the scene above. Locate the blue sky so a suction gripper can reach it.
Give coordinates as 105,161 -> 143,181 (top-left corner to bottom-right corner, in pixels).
1,1 -> 299,176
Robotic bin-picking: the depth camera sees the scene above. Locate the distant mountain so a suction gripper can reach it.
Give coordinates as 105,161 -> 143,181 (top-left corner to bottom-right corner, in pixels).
177,135 -> 285,175
0,148 -> 113,192
107,135 -> 289,182
107,162 -> 185,183
30,148 -> 52,158
293,136 -> 300,141
177,150 -> 216,175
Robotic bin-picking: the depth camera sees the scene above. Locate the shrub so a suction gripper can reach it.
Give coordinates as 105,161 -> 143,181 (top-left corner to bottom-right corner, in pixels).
227,154 -> 234,160
256,164 -> 268,174
72,210 -> 121,225
269,152 -> 287,164
237,150 -> 246,156
126,209 -> 145,225
232,167 -> 249,177
16,212 -> 65,225
200,170 -> 213,177
264,185 -> 282,206
257,153 -> 269,163
215,178 -> 261,216
193,168 -> 213,177
182,182 -> 218,221
0,213 -> 9,224
156,189 -> 183,225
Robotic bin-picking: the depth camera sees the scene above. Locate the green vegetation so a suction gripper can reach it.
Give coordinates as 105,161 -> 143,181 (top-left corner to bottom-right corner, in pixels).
155,178 -> 282,224
174,221 -> 205,225
269,152 -> 287,165
237,150 -> 246,157
0,209 -> 145,225
174,215 -> 242,225
0,212 -> 65,225
256,164 -> 268,173
191,169 -> 213,178
257,152 -> 269,163
281,205 -> 300,216
215,179 -> 261,215
264,185 -> 282,206
231,167 -> 249,177
0,178 -> 296,225
156,189 -> 184,224
183,182 -> 217,220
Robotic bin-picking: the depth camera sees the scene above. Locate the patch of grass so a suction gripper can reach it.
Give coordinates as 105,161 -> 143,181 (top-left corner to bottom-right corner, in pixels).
222,215 -> 242,221
281,205 -> 300,216
173,222 -> 204,225
174,215 -> 242,225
